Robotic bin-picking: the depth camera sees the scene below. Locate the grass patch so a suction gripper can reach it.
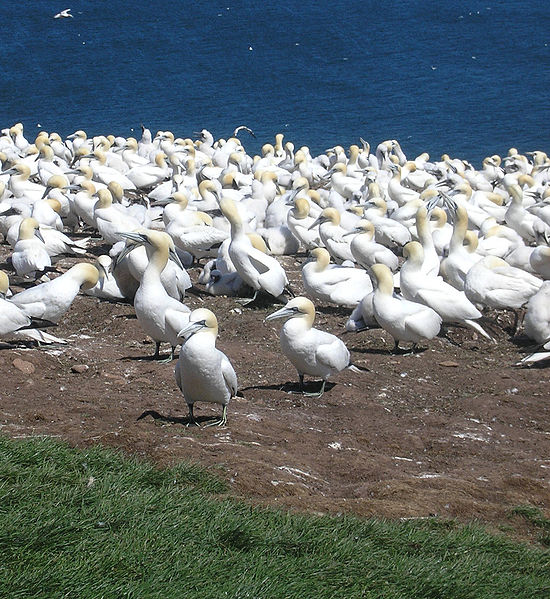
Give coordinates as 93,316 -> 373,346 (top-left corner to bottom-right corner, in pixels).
510,505 -> 550,547
1,435 -> 549,598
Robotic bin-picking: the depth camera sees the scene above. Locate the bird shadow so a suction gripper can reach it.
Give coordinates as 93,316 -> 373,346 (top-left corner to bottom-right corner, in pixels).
240,380 -> 336,394
136,409 -> 217,426
120,353 -> 177,362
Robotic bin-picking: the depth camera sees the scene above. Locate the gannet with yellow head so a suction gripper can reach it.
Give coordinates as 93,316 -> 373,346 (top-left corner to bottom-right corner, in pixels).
220,196 -> 289,303
118,229 -> 190,360
175,308 -> 238,426
370,263 -> 442,353
266,296 -> 362,396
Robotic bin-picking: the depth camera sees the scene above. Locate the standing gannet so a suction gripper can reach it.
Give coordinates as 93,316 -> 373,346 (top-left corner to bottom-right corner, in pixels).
219,196 -> 289,303
118,230 -> 190,360
439,204 -> 480,290
370,263 -> 442,352
11,218 -> 51,278
10,262 -> 99,323
301,247 -> 372,307
175,308 -> 238,426
265,296 -> 363,396
400,241 -> 493,340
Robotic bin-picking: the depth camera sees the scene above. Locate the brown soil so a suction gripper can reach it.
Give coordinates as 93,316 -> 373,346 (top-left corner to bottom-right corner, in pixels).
1,248 -> 549,543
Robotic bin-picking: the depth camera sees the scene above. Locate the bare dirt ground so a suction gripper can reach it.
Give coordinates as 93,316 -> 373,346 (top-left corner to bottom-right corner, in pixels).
1,245 -> 549,542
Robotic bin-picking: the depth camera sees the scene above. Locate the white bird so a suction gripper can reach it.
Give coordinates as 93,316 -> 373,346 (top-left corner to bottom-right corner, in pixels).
265,296 -> 363,396
175,308 -> 238,426
219,197 -> 289,303
10,262 -> 99,323
118,230 -> 190,360
347,220 -> 398,271
309,207 -> 355,263
523,281 -> 550,345
400,241 -> 493,340
84,255 -> 126,302
11,218 -> 51,278
286,196 -> 323,250
0,270 -> 64,344
301,247 -> 372,307
54,9 -> 73,19
370,263 -> 442,352
464,255 -> 543,332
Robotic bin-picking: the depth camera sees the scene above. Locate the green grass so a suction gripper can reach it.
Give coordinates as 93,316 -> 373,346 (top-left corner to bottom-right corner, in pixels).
0,435 -> 548,599
510,505 -> 550,547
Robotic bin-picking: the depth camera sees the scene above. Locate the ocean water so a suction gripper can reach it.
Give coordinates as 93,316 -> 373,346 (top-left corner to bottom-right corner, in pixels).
1,1 -> 549,165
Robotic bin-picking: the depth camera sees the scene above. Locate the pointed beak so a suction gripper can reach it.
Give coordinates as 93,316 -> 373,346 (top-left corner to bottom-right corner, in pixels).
169,246 -> 185,270
265,306 -> 295,322
34,227 -> 45,243
308,216 -> 322,231
177,320 -> 204,340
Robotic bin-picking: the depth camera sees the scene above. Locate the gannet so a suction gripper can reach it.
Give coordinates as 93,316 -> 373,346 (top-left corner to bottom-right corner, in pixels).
523,281 -> 550,344
345,290 -> 379,332
84,255 -> 126,302
11,218 -> 51,278
54,9 -> 73,19
301,248 -> 372,307
219,197 -> 289,303
309,207 -> 355,263
347,220 -> 399,271
286,196 -> 323,250
10,262 -> 99,323
439,204 -> 480,290
118,230 -> 190,360
464,256 -> 543,325
175,308 -> 238,426
370,263 -> 442,352
0,270 -> 66,344
400,241 -> 493,340
265,296 -> 362,396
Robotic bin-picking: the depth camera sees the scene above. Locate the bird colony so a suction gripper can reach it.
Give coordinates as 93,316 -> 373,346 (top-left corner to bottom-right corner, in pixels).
1,123 -> 549,425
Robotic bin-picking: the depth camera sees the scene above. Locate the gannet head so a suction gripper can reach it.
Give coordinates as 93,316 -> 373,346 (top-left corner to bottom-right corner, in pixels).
309,207 -> 340,230
370,263 -> 394,295
293,197 -> 311,218
107,181 -> 124,203
0,270 -> 9,298
69,262 -> 100,290
308,247 -> 331,271
265,296 -> 316,328
18,217 -> 41,241
352,219 -> 375,239
463,230 -> 479,253
219,197 -> 242,227
115,230 -> 184,270
177,308 -> 218,341
403,241 -> 424,265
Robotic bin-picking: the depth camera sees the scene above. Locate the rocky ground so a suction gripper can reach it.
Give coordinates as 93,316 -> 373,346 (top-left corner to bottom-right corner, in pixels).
1,246 -> 549,543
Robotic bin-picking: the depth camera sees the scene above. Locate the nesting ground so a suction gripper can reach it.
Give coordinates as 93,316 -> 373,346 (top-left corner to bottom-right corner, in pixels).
1,248 -> 549,541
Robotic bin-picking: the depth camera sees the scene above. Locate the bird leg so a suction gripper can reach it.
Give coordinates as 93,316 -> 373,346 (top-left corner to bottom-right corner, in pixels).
301,378 -> 327,398
153,341 -> 161,359
236,289 -> 259,306
186,404 -> 200,427
204,405 -> 228,428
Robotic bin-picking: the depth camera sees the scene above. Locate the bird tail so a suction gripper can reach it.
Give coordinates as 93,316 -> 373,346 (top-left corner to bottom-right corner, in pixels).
464,319 -> 495,342
13,329 -> 67,344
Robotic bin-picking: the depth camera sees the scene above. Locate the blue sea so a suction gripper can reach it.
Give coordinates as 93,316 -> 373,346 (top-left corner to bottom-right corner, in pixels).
2,1 -> 549,165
